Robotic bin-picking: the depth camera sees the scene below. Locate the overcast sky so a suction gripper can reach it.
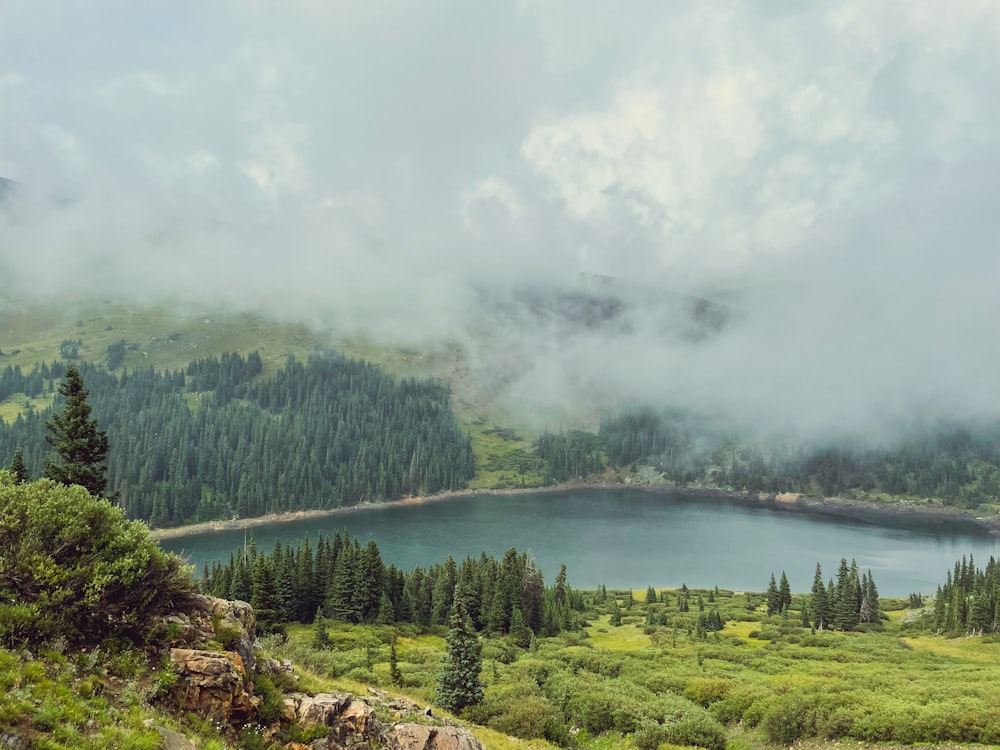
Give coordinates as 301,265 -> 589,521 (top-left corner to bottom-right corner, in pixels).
2,1 -> 999,437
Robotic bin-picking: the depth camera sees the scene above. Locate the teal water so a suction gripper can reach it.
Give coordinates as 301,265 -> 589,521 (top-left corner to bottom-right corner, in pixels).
160,489 -> 1000,596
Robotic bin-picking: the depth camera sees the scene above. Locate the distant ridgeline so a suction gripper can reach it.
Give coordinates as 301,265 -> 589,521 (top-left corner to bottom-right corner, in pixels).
599,408 -> 1000,508
0,352 -> 474,526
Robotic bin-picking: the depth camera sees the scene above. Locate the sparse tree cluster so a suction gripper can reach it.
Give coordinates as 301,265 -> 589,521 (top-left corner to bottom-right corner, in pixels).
804,560 -> 881,631
932,555 -> 1000,635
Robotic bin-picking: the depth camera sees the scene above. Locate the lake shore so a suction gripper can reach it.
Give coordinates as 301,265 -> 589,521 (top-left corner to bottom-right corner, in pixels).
147,477 -> 1000,540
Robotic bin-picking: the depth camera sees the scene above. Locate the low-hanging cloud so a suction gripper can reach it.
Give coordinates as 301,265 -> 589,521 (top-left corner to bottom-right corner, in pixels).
1,0 -> 999,440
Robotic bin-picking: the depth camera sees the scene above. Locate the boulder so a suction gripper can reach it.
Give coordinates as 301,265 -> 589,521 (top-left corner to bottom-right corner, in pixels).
296,692 -> 353,728
155,726 -> 199,750
170,648 -> 261,725
390,723 -> 485,750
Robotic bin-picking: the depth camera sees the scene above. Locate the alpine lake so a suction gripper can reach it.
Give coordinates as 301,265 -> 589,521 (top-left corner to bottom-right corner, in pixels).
160,488 -> 1000,597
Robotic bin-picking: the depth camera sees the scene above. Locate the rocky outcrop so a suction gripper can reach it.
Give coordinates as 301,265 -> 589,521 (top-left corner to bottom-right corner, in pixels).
169,648 -> 261,725
286,692 -> 388,747
155,595 -> 256,671
156,599 -> 487,750
390,723 -> 486,750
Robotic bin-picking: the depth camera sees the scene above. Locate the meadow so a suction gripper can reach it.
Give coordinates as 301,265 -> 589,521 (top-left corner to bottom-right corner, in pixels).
262,585 -> 1000,749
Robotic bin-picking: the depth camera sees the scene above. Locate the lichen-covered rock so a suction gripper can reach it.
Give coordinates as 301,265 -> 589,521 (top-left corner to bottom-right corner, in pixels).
154,596 -> 256,670
169,647 -> 261,725
390,723 -> 485,750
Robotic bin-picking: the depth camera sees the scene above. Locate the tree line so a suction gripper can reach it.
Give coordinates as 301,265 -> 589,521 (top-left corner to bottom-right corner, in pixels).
0,353 -> 475,526
200,531 -> 584,641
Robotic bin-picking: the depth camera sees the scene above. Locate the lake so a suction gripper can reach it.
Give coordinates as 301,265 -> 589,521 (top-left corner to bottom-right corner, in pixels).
160,489 -> 1000,596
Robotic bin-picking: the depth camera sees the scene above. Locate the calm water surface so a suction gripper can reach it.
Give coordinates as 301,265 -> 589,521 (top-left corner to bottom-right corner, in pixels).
160,489 -> 1000,596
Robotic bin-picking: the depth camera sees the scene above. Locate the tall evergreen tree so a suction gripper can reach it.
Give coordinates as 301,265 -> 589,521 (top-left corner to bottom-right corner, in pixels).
778,571 -> 792,613
436,591 -> 484,713
8,447 -> 28,483
43,365 -> 110,496
766,573 -> 780,615
811,563 -> 831,630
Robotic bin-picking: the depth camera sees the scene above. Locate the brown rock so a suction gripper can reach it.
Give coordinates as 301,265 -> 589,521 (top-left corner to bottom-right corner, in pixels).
296,693 -> 353,728
283,697 -> 299,723
153,596 -> 257,670
390,723 -> 485,750
170,648 -> 261,725
329,699 -> 383,747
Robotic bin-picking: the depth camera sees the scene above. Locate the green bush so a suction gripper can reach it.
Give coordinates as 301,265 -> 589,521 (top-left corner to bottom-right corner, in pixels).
683,677 -> 730,707
760,693 -> 817,744
660,711 -> 727,750
0,474 -> 197,644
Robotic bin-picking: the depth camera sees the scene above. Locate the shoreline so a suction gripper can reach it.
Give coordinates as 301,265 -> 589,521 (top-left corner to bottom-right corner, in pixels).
147,478 -> 1000,541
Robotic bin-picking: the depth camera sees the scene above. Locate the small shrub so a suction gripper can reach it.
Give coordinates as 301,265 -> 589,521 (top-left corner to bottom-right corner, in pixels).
345,667 -> 379,685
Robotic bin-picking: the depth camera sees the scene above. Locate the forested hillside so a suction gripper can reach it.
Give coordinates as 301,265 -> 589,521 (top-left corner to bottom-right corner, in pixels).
0,352 -> 475,526
600,408 -> 1000,508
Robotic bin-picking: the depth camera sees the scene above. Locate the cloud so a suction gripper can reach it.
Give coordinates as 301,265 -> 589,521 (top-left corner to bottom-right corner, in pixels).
1,0 -> 998,437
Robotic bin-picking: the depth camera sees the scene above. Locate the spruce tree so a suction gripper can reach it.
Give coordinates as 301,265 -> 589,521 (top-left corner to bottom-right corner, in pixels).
8,447 -> 28,483
389,635 -> 403,686
311,608 -> 330,649
436,591 -> 484,713
43,365 -> 110,496
778,571 -> 792,612
766,573 -> 780,615
810,563 -> 831,630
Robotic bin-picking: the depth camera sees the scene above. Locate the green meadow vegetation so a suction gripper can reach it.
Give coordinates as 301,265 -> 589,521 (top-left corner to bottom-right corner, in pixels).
263,578 -> 1000,749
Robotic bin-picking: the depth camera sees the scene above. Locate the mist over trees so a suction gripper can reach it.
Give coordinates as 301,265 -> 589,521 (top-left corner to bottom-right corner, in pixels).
599,407 -> 1000,508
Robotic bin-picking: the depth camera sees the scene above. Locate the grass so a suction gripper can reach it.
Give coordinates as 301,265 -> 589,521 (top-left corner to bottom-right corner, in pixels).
0,392 -> 54,424
0,645 -> 228,750
465,416 -> 547,490
586,614 -> 653,652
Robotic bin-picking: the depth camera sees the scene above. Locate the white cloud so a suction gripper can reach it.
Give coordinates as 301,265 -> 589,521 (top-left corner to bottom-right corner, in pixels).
1,0 -> 999,435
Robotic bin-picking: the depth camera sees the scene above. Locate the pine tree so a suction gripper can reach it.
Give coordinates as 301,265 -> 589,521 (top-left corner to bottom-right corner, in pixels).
311,608 -> 330,649
389,635 -> 403,686
43,365 -> 110,496
766,573 -> 780,616
778,571 -> 792,613
250,556 -> 282,635
8,447 -> 28,483
436,591 -> 484,713
810,563 -> 831,630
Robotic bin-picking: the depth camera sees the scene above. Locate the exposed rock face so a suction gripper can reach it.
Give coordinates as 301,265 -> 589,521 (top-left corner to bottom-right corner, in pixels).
155,595 -> 256,671
292,693 -> 387,748
390,723 -> 486,750
169,648 -> 261,725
